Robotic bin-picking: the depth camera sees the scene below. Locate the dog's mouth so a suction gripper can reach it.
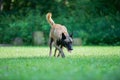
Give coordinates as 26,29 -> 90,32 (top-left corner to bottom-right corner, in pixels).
68,50 -> 72,53
67,49 -> 73,53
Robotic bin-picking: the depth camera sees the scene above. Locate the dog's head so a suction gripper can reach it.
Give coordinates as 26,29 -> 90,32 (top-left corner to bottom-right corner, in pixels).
61,33 -> 73,52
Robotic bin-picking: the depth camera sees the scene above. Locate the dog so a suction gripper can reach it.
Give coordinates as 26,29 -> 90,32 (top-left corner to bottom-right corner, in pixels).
46,12 -> 73,58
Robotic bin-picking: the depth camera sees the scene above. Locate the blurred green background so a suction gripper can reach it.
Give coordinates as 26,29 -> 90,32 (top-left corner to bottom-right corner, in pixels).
0,0 -> 120,46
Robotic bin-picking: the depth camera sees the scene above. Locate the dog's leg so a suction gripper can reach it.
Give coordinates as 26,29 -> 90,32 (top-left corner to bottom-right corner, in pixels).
57,45 -> 62,57
54,44 -> 60,57
54,44 -> 65,58
49,38 -> 53,57
54,48 -> 57,57
57,52 -> 60,57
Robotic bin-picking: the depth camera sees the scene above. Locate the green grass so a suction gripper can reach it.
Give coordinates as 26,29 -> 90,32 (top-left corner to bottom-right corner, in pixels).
0,46 -> 120,80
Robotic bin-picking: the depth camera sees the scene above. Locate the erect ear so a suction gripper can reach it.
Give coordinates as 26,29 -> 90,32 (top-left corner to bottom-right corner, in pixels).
62,33 -> 66,40
70,33 -> 73,38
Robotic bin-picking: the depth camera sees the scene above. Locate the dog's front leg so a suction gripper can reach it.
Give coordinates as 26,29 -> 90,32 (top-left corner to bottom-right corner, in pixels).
54,44 -> 65,58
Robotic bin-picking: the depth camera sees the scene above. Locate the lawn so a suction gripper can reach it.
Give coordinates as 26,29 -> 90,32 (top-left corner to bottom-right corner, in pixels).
0,46 -> 120,80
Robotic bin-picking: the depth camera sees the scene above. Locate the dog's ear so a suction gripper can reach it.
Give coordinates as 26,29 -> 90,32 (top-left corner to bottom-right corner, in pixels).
62,33 -> 66,40
70,33 -> 73,38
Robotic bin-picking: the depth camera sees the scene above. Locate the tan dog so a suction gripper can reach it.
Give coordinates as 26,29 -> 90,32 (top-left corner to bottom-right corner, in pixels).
46,12 -> 73,58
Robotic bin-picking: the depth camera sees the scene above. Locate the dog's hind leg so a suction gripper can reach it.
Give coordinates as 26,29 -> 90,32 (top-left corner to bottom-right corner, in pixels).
57,45 -> 62,57
57,52 -> 60,57
49,38 -> 53,57
54,48 -> 57,57
54,44 -> 61,57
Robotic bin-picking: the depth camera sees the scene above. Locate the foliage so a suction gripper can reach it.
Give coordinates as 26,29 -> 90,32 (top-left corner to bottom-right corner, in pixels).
0,46 -> 120,80
0,0 -> 120,45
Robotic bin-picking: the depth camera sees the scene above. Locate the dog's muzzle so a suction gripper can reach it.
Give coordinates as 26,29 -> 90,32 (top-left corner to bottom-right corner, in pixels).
68,47 -> 73,53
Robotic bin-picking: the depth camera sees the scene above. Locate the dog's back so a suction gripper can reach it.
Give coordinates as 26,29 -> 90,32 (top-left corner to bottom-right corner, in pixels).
46,13 -> 69,41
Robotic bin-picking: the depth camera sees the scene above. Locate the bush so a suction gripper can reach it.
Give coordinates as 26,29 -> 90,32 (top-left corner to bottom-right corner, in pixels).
0,0 -> 120,45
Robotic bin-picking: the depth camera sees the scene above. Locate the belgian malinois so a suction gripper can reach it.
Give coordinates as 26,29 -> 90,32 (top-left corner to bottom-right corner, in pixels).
46,12 -> 73,58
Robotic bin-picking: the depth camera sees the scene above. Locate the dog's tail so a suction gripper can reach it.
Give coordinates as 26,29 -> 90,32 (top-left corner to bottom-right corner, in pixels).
46,12 -> 55,26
